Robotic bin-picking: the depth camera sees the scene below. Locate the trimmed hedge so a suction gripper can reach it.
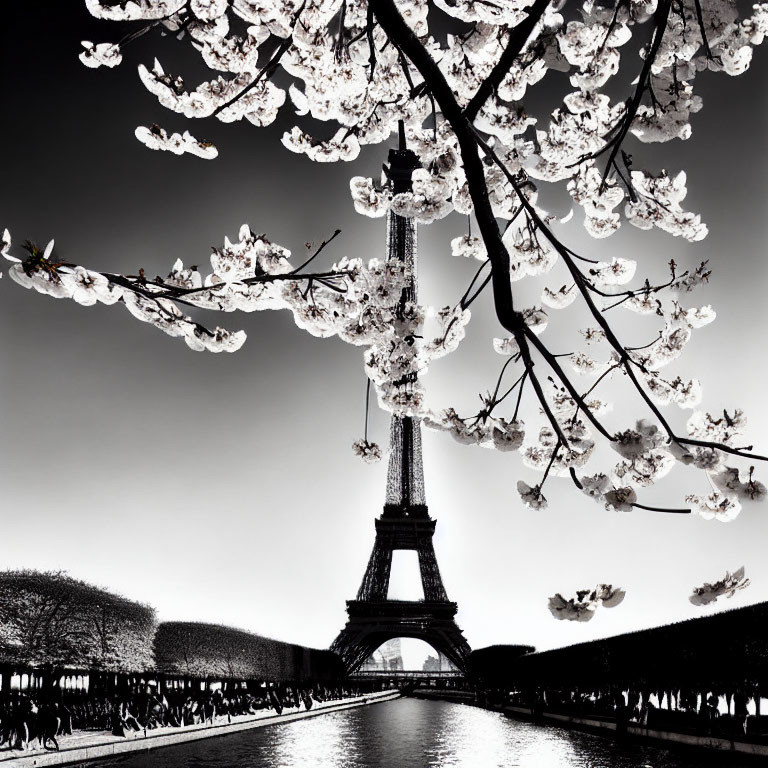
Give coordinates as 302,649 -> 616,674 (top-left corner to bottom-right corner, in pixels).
467,644 -> 535,686
0,570 -> 156,673
154,622 -> 343,682
0,571 -> 350,682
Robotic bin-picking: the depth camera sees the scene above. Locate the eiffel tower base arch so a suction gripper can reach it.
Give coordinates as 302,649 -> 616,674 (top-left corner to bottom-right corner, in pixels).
331,599 -> 471,674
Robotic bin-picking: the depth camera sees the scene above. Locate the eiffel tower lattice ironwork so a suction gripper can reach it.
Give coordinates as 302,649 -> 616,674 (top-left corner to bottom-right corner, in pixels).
330,137 -> 472,674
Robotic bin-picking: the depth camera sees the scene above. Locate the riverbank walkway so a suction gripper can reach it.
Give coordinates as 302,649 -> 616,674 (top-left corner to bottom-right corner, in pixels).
0,689 -> 401,767
410,689 -> 768,760
504,704 -> 768,760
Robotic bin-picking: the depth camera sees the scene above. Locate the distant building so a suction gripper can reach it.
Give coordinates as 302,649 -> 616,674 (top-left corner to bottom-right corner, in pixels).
422,651 -> 457,673
360,639 -> 404,671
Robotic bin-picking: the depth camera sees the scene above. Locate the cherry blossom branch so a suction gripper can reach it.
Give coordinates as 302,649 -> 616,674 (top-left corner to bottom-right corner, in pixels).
366,4 -> 377,79
596,0 -> 672,187
493,369 -> 527,409
597,0 -> 629,56
522,326 -> 614,440
522,355 -> 571,447
116,18 -> 167,47
288,229 -> 343,275
93,229 -> 347,307
371,0 -> 572,451
539,439 -> 563,487
567,362 -> 622,426
472,125 -> 768,465
463,0 -> 551,121
488,355 -> 519,404
569,467 -> 583,490
110,3 -> 191,49
512,371 -> 528,421
467,132 -> 616,441
211,34 -> 296,118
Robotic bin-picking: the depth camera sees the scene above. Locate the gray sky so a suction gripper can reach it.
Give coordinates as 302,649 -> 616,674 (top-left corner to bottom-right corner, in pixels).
1,3 -> 767,658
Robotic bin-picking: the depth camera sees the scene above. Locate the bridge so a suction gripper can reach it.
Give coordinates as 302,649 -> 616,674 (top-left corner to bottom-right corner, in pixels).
349,670 -> 465,682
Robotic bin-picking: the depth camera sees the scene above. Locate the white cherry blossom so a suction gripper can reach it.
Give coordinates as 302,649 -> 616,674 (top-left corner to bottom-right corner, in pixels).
548,593 -> 596,622
79,41 -> 122,69
685,491 -> 742,522
350,177 -> 391,218
689,567 -> 750,605
135,124 -> 218,158
612,420 -> 665,460
352,439 -> 383,463
604,486 -> 638,512
451,234 -> 487,261
517,480 -> 547,510
63,266 -> 122,306
491,418 -> 525,451
587,258 -> 637,287
687,409 -> 746,446
493,337 -> 520,356
548,584 -> 625,622
594,584 -> 626,608
579,472 -> 611,500
541,285 -> 576,309
282,127 -> 360,163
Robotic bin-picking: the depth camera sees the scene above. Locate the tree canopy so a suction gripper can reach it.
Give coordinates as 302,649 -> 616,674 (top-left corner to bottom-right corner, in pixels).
0,570 -> 156,672
154,621 -> 344,680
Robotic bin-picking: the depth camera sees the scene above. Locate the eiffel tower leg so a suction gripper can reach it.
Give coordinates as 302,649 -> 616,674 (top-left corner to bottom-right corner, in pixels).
417,538 -> 449,602
329,630 -> 381,673
430,628 -> 472,672
356,534 -> 393,601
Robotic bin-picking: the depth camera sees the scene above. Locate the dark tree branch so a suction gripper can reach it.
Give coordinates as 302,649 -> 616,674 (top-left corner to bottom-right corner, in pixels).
692,0 -> 714,60
631,502 -> 691,514
458,257 -> 491,308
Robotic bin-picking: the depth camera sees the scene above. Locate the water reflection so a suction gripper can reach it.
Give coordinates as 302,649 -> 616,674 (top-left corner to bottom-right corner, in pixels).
101,698 -> 755,768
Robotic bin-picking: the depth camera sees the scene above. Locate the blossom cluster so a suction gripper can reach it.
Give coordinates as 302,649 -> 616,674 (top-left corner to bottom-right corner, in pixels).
135,124 -> 218,158
2,232 -> 245,353
569,415 -> 765,520
79,0 -> 767,242
1,222 -> 477,418
548,584 -> 626,622
689,567 -> 750,606
352,439 -> 383,463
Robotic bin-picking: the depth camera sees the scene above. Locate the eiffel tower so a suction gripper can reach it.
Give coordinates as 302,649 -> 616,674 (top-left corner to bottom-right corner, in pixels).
330,136 -> 472,674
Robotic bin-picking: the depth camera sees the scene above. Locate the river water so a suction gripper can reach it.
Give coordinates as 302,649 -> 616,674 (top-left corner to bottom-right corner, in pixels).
98,697 -> 754,768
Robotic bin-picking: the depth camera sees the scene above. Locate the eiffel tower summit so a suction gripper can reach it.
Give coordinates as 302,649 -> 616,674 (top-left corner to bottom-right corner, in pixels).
331,134 -> 472,674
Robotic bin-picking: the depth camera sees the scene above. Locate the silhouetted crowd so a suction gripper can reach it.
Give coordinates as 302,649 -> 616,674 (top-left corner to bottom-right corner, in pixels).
0,683 -> 365,752
506,686 -> 767,739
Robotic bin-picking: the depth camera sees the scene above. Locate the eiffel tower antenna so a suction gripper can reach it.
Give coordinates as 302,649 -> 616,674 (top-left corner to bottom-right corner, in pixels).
331,132 -> 471,673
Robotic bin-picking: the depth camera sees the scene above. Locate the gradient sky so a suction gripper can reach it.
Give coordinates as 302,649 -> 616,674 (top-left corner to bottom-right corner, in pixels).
1,3 -> 767,660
